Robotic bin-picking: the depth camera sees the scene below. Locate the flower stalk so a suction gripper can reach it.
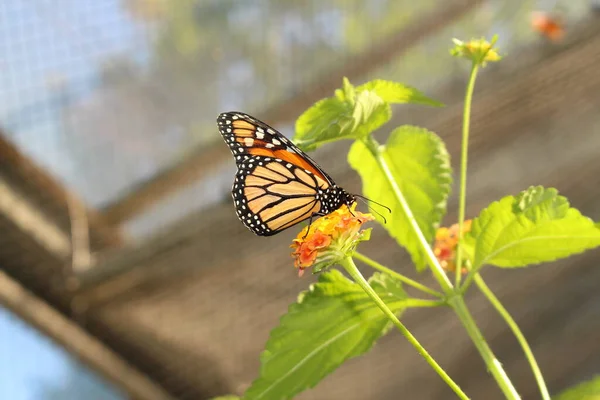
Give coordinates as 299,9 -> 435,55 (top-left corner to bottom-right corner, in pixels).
474,274 -> 550,400
353,251 -> 444,299
361,135 -> 454,293
339,257 -> 469,400
454,63 -> 479,287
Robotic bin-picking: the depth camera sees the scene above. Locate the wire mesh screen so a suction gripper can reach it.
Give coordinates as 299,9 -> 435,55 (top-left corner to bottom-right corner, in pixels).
1,1 -> 599,400
3,0 -> 590,242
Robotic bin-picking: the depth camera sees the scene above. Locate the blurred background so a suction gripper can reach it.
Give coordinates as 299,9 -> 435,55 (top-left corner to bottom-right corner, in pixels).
0,0 -> 599,399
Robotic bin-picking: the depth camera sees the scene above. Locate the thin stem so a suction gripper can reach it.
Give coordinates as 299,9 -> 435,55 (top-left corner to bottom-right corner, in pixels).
362,137 -> 453,293
474,274 -> 550,400
353,251 -> 444,299
448,296 -> 521,400
340,257 -> 469,400
460,269 -> 477,294
400,299 -> 447,308
455,63 -> 479,287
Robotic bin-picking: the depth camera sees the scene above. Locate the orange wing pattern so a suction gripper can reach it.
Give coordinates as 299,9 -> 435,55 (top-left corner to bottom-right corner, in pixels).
217,112 -> 331,182
217,112 -> 355,236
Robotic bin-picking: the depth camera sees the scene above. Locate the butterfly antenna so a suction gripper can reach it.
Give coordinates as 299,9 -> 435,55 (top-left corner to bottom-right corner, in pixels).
354,194 -> 392,213
355,196 -> 388,224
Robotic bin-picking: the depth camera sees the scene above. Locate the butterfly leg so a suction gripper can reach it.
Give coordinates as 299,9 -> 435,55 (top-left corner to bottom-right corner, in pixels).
302,212 -> 326,239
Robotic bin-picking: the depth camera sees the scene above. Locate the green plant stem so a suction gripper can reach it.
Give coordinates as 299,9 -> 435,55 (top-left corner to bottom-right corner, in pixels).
340,257 -> 469,400
455,63 -> 479,288
448,296 -> 521,400
362,136 -> 453,293
353,251 -> 444,299
474,274 -> 550,400
362,133 -> 519,399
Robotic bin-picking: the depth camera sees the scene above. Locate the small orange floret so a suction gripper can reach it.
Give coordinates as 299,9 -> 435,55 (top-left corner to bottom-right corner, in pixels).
433,219 -> 472,274
290,203 -> 374,276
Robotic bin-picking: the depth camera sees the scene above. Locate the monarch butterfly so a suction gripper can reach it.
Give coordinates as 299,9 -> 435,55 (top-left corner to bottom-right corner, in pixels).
217,112 -> 356,236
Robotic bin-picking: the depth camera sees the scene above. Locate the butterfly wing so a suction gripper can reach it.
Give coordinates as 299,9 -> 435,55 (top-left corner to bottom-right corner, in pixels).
217,111 -> 335,185
232,156 -> 326,236
218,112 -> 337,235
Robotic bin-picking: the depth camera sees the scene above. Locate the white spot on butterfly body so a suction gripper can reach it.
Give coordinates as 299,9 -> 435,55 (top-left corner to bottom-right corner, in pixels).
267,128 -> 275,134
266,143 -> 274,149
256,132 -> 265,139
272,138 -> 281,145
244,138 -> 254,146
286,163 -> 292,168
232,115 -> 239,120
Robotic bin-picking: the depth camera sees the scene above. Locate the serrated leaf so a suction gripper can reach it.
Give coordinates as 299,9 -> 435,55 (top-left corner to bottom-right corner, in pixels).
335,77 -> 356,104
294,97 -> 354,151
464,186 -> 600,269
244,270 -> 408,400
356,80 -> 444,107
294,78 -> 437,151
351,90 -> 391,139
293,90 -> 390,151
553,376 -> 600,400
348,126 -> 452,271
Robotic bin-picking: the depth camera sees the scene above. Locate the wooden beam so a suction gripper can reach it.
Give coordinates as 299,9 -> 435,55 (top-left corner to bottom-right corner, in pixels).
0,132 -> 125,247
0,270 -> 174,400
0,176 -> 71,258
100,0 -> 482,225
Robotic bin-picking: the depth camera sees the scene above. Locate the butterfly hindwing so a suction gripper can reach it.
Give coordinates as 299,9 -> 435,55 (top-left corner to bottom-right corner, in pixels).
232,155 -> 323,236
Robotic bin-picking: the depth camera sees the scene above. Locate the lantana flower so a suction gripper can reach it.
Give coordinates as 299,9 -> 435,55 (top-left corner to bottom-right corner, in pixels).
450,36 -> 501,66
433,220 -> 472,274
530,11 -> 564,42
291,203 -> 374,276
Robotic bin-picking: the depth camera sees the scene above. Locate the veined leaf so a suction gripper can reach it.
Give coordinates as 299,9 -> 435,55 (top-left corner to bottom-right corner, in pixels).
293,96 -> 354,151
553,376 -> 600,400
244,270 -> 408,400
348,126 -> 452,271
351,90 -> 391,139
464,186 -> 600,269
294,78 -> 437,151
356,80 -> 444,107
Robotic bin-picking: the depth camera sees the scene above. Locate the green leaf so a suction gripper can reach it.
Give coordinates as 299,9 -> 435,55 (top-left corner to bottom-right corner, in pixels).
335,77 -> 356,104
293,96 -> 354,151
356,80 -> 444,107
351,90 -> 391,139
553,376 -> 600,400
294,78 -> 441,151
348,126 -> 452,271
244,270 -> 408,400
464,186 -> 600,269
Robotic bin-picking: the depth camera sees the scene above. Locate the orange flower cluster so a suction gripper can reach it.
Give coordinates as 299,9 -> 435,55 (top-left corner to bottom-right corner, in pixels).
291,203 -> 374,277
433,220 -> 472,274
531,11 -> 564,42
